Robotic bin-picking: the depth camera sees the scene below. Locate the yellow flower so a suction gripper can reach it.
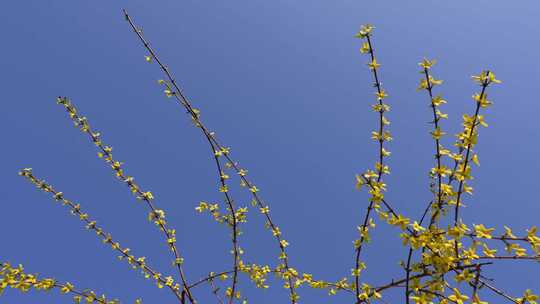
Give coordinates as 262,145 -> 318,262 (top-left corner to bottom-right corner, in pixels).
388,214 -> 410,230
367,58 -> 381,70
355,24 -> 374,38
164,89 -> 174,97
432,95 -> 447,106
448,288 -> 469,304
471,70 -> 501,85
473,93 -> 492,108
360,42 -> 370,54
503,225 -> 517,238
419,58 -> 436,69
141,191 -> 154,200
471,154 -> 480,166
431,127 -> 446,140
376,90 -> 388,100
195,201 -> 209,212
472,295 -> 488,304
474,224 -> 495,239
482,244 -> 497,257
411,221 -> 425,232
60,282 -> 74,294
355,174 -> 366,190
519,289 -> 538,304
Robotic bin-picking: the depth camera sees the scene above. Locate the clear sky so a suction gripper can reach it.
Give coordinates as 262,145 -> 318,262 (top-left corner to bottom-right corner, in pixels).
1,1 -> 539,303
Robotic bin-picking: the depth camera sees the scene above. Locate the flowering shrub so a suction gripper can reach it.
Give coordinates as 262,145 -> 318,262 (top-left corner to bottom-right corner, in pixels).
1,11 -> 538,304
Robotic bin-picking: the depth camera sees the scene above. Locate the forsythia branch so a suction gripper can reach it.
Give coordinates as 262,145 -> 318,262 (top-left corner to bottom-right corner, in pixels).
4,9 -> 538,304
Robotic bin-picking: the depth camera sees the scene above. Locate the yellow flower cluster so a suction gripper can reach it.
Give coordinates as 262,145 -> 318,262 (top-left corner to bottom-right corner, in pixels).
9,13 -> 539,304
195,201 -> 249,227
55,97 -> 192,301
0,262 -> 119,303
354,23 -> 392,203
135,19 -> 303,299
55,97 -> 155,203
350,26 -> 539,304
18,168 -> 183,297
418,58 -> 452,226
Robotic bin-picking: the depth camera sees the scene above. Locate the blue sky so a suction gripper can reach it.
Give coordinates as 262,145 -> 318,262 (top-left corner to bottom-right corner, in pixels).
1,1 -> 539,303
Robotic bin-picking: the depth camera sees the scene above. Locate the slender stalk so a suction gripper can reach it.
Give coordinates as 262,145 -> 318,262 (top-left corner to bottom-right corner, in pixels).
453,72 -> 491,258
56,97 -> 192,303
354,29 -> 391,304
19,169 -> 183,302
404,199 -> 433,304
422,66 -> 445,227
122,10 -> 294,303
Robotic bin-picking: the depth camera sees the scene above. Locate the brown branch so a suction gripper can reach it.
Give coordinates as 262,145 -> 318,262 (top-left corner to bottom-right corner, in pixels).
55,97 -> 191,303
122,9 -> 297,303
452,72 -> 492,258
420,62 -> 445,228
18,169 -> 183,302
354,26 -> 391,304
